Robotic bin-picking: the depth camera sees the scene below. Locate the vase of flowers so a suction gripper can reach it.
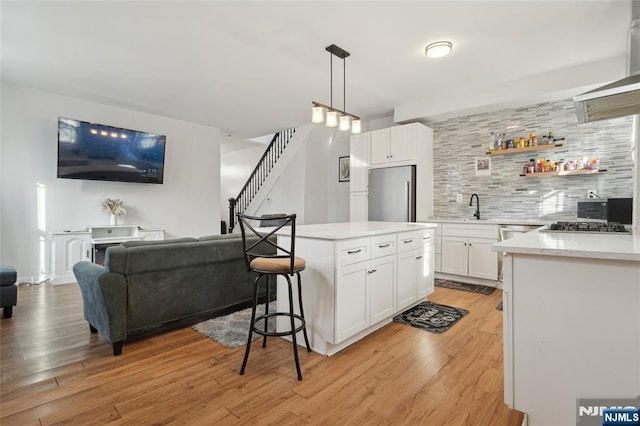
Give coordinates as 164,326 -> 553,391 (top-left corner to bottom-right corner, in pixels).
103,198 -> 126,226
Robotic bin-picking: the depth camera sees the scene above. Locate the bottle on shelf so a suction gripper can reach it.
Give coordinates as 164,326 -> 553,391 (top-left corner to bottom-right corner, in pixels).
489,132 -> 497,151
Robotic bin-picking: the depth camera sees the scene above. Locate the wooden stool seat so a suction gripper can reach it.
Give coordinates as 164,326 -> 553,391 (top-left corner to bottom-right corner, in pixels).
250,257 -> 305,274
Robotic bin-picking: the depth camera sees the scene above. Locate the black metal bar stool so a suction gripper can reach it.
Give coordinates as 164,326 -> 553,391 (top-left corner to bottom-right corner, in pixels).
236,213 -> 311,380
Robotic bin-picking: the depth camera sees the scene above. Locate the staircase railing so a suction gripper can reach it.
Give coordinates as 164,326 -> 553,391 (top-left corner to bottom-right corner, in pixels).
227,127 -> 297,232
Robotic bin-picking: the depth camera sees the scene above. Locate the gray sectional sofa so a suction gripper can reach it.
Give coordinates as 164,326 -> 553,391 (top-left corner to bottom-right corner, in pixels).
73,234 -> 274,355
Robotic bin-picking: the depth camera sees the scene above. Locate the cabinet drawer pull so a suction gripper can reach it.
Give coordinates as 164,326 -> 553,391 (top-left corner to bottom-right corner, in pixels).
416,256 -> 423,260
403,239 -> 413,244
422,236 -> 431,240
378,243 -> 390,248
368,269 -> 377,274
347,249 -> 362,254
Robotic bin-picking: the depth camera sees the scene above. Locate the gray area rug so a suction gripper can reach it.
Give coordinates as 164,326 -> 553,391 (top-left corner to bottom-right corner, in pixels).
193,302 -> 276,348
435,278 -> 496,295
393,301 -> 469,334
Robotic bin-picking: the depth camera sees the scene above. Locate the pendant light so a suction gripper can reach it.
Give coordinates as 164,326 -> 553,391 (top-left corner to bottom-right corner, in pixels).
326,110 -> 338,127
311,44 -> 361,134
311,105 -> 324,123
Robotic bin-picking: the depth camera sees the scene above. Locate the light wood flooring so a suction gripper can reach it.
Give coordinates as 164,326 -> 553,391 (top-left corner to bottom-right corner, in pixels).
0,282 -> 523,425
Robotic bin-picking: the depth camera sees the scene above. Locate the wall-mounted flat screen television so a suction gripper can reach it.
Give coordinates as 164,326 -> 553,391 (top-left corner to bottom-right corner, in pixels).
57,117 -> 166,184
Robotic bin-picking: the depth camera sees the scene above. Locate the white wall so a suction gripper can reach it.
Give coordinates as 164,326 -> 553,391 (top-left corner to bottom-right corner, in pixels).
220,142 -> 267,226
395,55 -> 627,123
366,115 -> 396,132
249,125 -> 350,225
0,83 -> 221,281
325,130 -> 350,223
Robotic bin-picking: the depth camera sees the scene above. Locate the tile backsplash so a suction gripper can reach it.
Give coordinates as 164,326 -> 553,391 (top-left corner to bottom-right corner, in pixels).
432,98 -> 634,221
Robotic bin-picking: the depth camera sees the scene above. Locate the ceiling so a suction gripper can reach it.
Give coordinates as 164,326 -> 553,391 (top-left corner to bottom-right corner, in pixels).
1,1 -> 633,140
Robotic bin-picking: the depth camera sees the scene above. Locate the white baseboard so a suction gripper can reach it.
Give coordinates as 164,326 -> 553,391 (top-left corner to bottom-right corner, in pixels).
435,272 -> 499,288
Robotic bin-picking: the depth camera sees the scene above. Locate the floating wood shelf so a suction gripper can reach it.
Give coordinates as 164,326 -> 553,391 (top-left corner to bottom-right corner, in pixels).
519,169 -> 607,178
486,143 -> 564,156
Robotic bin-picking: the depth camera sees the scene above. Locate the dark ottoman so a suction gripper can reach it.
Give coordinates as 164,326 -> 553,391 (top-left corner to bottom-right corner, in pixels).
0,265 -> 17,318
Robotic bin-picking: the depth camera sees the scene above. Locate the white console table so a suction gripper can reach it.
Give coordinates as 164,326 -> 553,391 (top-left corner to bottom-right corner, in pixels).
50,225 -> 164,284
274,221 -> 436,356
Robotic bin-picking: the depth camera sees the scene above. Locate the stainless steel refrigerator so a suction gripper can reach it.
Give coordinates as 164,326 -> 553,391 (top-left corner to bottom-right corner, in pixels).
368,165 -> 416,222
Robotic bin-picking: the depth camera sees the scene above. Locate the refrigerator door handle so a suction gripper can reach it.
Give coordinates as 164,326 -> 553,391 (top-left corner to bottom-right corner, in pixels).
405,181 -> 411,222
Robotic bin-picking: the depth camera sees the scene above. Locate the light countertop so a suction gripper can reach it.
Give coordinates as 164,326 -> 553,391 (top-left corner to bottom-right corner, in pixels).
493,228 -> 640,261
275,221 -> 436,240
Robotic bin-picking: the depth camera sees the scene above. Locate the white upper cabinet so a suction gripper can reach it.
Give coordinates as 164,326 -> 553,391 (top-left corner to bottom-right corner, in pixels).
370,128 -> 391,165
389,125 -> 413,163
370,125 -> 414,166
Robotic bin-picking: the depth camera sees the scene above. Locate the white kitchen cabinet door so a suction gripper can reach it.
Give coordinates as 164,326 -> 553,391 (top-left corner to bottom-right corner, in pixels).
417,242 -> 435,298
51,232 -> 91,284
389,125 -> 413,163
370,128 -> 391,165
369,255 -> 396,324
468,238 -> 498,280
396,249 -> 418,310
441,236 -> 469,276
335,262 -> 369,343
350,133 -> 370,192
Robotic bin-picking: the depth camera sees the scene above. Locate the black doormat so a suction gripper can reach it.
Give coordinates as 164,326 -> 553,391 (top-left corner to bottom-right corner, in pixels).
393,301 -> 469,334
496,302 -> 503,311
435,279 -> 495,295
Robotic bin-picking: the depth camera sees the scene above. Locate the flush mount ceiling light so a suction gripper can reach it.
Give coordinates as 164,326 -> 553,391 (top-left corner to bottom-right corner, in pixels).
312,44 -> 361,134
425,41 -> 453,58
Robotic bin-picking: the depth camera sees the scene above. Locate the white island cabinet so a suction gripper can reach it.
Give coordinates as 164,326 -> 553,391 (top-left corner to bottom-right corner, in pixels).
275,221 -> 436,356
494,230 -> 640,426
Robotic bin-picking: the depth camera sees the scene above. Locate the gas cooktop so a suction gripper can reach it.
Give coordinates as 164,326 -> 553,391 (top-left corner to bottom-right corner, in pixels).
541,221 -> 631,234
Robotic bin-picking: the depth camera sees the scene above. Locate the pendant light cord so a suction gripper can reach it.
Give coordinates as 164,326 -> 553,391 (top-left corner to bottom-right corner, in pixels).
330,52 -> 333,109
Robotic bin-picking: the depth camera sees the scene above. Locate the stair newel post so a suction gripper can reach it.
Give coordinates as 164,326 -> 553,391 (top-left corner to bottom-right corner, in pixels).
228,198 -> 237,233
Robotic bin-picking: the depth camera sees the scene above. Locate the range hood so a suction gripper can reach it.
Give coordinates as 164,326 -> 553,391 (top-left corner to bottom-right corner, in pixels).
574,1 -> 640,123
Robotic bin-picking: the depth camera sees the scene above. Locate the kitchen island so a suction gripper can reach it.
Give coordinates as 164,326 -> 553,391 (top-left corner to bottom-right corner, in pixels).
493,229 -> 640,426
274,221 -> 436,356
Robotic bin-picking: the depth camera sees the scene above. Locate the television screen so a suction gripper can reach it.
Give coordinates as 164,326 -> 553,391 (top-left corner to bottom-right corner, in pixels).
57,117 -> 166,184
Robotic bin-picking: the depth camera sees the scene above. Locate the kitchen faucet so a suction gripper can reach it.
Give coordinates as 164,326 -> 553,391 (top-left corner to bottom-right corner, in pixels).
469,194 -> 480,220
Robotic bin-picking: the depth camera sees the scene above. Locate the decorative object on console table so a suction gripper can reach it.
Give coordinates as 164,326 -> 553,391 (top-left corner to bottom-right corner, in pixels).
102,198 -> 126,225
339,156 -> 350,182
